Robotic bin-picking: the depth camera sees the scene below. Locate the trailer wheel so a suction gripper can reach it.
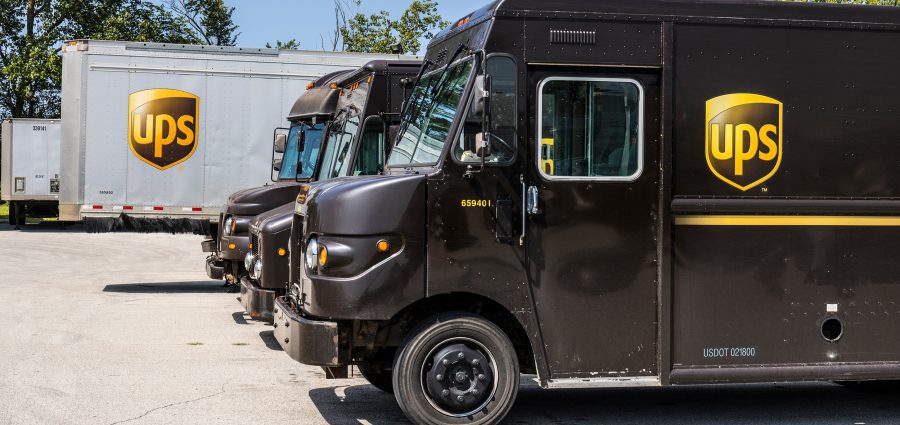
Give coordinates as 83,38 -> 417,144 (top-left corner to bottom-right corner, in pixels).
7,202 -> 16,226
392,312 -> 519,425
16,202 -> 27,226
358,363 -> 394,394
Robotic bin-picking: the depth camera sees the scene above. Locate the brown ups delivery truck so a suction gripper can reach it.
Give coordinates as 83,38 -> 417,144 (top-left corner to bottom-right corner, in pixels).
273,1 -> 900,423
202,72 -> 346,283
239,60 -> 421,320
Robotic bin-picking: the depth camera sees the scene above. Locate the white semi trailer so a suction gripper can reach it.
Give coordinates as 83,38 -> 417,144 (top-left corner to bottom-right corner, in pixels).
1,118 -> 61,228
59,39 -> 398,231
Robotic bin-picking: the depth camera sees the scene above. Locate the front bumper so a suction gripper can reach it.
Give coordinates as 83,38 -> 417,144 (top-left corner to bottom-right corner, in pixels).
273,296 -> 341,366
206,255 -> 225,280
201,239 -> 217,253
239,277 -> 276,320
218,234 -> 250,261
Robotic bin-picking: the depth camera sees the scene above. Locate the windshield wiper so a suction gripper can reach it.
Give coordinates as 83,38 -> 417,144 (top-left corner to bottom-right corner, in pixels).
293,122 -> 312,180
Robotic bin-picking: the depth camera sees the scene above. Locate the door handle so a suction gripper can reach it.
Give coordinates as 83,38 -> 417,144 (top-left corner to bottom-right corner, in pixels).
520,175 -> 526,246
527,185 -> 541,216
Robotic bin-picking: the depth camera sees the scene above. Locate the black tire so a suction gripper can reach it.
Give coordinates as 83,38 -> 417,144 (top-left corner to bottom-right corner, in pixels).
392,312 -> 519,425
358,363 -> 394,393
7,202 -> 16,226
16,202 -> 27,226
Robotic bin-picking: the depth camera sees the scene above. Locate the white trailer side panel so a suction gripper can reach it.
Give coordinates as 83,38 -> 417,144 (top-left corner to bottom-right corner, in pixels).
1,119 -> 61,201
60,40 -> 407,222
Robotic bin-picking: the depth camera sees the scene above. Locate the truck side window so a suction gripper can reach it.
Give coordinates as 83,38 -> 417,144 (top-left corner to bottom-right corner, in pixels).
455,56 -> 517,164
353,117 -> 385,175
538,78 -> 643,180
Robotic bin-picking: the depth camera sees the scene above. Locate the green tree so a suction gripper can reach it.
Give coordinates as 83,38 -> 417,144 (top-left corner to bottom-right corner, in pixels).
266,39 -> 301,50
0,0 -> 197,119
166,0 -> 240,46
340,0 -> 448,55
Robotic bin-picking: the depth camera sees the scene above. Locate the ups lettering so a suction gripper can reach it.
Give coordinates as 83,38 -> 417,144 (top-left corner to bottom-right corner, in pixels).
709,123 -> 778,176
132,113 -> 196,158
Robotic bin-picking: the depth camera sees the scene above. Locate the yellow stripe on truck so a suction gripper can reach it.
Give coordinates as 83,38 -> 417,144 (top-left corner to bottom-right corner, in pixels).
674,215 -> 900,227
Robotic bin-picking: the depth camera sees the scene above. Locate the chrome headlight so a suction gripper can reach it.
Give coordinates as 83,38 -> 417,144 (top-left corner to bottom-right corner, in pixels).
223,217 -> 234,236
253,259 -> 263,279
244,252 -> 253,271
304,237 -> 318,271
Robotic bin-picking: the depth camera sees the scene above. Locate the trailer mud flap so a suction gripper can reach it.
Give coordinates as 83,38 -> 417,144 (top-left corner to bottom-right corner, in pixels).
272,296 -> 341,367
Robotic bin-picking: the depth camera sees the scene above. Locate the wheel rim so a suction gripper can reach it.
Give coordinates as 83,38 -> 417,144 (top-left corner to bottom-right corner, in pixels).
420,337 -> 497,417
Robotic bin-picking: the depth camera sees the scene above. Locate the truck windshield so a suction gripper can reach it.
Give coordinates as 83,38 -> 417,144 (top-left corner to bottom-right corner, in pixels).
318,112 -> 361,180
280,122 -> 325,180
388,57 -> 475,167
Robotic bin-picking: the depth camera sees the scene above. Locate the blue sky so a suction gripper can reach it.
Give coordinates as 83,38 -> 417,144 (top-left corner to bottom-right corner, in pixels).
227,0 -> 489,52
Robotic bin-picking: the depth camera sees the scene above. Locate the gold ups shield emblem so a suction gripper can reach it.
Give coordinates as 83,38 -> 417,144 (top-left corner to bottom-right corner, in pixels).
706,93 -> 783,191
128,89 -> 199,170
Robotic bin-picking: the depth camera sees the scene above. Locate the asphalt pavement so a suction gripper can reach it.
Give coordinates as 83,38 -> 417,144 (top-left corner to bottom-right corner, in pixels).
1,221 -> 899,424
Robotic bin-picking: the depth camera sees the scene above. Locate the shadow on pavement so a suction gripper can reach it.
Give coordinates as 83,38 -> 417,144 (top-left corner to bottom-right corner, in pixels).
308,381 -> 900,424
0,221 -> 81,233
505,382 -> 900,424
103,281 -> 225,294
258,330 -> 283,351
232,311 -> 248,325
309,385 -> 405,424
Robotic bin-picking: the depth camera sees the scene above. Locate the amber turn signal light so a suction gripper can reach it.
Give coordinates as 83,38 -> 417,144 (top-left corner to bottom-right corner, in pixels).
278,248 -> 286,257
228,243 -> 236,250
318,246 -> 328,267
376,240 -> 390,253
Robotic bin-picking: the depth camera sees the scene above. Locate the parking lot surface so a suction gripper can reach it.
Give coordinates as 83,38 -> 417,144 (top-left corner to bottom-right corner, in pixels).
2,222 -> 900,424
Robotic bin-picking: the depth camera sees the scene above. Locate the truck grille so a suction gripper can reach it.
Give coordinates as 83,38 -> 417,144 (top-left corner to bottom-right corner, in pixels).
288,213 -> 304,288
250,232 -> 260,258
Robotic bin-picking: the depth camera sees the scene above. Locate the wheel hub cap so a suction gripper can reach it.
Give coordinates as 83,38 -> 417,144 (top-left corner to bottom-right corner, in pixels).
424,343 -> 494,414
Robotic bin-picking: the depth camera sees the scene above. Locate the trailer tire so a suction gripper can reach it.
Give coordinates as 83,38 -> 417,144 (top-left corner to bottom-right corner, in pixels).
7,202 -> 16,226
358,363 -> 394,394
392,312 -> 519,425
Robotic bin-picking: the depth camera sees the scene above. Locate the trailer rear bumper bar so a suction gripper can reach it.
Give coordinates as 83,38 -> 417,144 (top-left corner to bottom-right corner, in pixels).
272,296 -> 341,367
239,277 -> 276,320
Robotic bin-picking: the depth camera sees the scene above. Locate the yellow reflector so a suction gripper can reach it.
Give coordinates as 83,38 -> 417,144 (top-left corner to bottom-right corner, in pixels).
306,82 -> 314,90
278,248 -> 286,256
376,240 -> 390,253
318,246 -> 328,267
330,83 -> 338,89
228,243 -> 236,250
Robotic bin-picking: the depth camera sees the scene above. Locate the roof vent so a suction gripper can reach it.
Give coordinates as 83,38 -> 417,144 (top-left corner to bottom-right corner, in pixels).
550,30 -> 596,45
434,49 -> 448,65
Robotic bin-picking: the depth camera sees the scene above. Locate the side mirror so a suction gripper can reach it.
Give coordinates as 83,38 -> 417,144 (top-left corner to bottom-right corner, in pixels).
273,158 -> 283,172
476,132 -> 492,158
471,75 -> 490,116
274,133 -> 287,154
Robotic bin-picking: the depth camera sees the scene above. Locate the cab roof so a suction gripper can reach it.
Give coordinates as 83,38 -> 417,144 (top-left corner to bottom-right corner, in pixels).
333,60 -> 423,87
287,70 -> 348,121
433,0 -> 900,45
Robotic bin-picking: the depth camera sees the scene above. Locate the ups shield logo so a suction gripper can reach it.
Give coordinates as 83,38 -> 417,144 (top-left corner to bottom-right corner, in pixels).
128,89 -> 199,170
706,93 -> 783,191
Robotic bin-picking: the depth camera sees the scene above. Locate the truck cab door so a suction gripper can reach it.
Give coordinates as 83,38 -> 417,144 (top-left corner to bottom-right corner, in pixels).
524,69 -> 661,383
